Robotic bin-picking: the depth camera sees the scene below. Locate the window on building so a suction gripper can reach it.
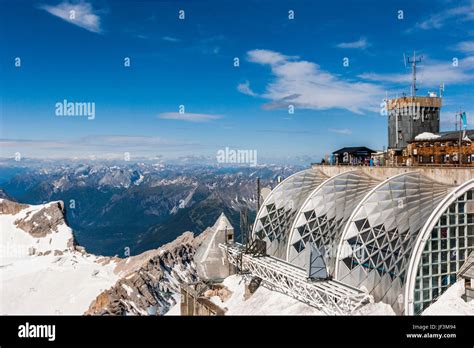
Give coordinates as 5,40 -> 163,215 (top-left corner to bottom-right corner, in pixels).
414,189 -> 474,313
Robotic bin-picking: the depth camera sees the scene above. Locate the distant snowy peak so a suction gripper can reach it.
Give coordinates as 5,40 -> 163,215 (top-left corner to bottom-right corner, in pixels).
48,165 -> 148,192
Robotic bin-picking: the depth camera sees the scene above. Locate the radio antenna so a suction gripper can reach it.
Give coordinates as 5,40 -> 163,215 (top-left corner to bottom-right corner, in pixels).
404,51 -> 422,97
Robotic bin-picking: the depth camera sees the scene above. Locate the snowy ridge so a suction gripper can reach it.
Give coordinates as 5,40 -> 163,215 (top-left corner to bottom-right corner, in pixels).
0,199 -> 73,258
0,198 -> 209,315
0,199 -> 119,315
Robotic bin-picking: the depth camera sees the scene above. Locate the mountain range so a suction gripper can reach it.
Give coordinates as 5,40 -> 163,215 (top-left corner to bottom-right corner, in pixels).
0,160 -> 301,256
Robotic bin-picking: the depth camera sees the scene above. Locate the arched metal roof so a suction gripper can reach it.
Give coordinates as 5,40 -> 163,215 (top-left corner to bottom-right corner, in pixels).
286,170 -> 380,274
251,168 -> 328,260
334,171 -> 450,314
250,167 -> 472,314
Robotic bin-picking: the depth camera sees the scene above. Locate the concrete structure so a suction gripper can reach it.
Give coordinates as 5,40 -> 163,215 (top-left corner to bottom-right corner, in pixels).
458,251 -> 474,302
387,96 -> 441,150
251,166 -> 473,314
194,213 -> 235,281
313,164 -> 473,187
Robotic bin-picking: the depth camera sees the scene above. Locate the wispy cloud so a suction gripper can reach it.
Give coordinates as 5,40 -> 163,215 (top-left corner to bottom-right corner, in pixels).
412,1 -> 474,31
237,81 -> 257,96
162,36 -> 181,43
0,135 -> 198,159
336,37 -> 370,49
241,49 -> 384,114
247,50 -> 296,65
441,109 -> 474,130
453,41 -> 474,53
359,57 -> 474,86
38,0 -> 104,34
256,129 -> 315,134
328,128 -> 352,135
158,112 -> 223,123
195,35 -> 225,55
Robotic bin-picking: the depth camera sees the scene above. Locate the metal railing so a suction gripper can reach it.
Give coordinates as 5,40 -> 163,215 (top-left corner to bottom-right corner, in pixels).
219,243 -> 371,315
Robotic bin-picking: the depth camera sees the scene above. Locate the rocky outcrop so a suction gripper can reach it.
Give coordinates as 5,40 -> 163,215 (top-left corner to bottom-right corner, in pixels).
0,199 -> 28,215
14,201 -> 68,238
1,197 -> 215,316
85,230 -> 211,315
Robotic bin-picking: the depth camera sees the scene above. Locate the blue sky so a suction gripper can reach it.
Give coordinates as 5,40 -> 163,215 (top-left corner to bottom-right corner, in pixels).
1,0 -> 473,163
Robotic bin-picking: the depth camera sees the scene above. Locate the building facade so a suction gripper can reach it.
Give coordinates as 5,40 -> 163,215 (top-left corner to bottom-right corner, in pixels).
387,96 -> 441,150
400,131 -> 474,167
252,167 -> 474,314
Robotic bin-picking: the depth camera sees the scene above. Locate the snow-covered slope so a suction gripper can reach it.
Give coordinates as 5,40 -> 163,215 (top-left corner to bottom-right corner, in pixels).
215,275 -> 323,315
422,280 -> 474,315
0,198 -> 209,315
0,199 -> 119,314
166,274 -> 396,316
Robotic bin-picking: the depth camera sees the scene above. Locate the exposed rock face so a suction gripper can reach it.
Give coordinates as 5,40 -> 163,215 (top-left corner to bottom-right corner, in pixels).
0,199 -> 28,215
14,201 -> 69,238
1,197 -> 218,316
1,199 -> 76,255
85,230 -> 211,315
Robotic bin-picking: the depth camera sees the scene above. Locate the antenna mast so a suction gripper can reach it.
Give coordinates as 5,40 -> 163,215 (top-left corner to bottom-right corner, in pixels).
405,51 -> 422,97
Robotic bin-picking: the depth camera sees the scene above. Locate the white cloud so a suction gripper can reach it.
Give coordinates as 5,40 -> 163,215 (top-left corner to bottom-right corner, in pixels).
243,49 -> 384,114
453,41 -> 474,53
359,57 -> 474,86
81,135 -> 169,146
237,81 -> 257,96
0,135 -> 198,159
336,37 -> 370,49
38,1 -> 103,34
162,36 -> 181,42
413,1 -> 474,30
441,109 -> 474,130
247,49 -> 296,65
328,128 -> 352,135
158,112 -> 222,122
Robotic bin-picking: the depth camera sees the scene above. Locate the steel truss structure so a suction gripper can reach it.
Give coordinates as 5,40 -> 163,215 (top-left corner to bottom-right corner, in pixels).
219,243 -> 371,315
